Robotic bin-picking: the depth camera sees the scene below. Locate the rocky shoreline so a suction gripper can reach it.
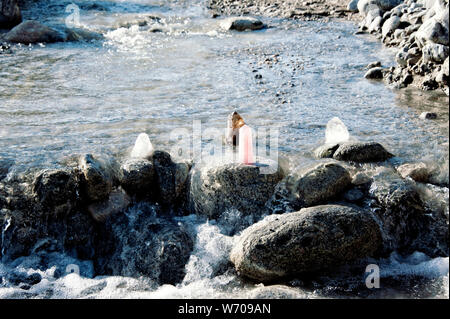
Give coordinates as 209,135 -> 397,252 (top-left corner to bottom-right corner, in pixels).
1,137 -> 448,288
208,0 -> 359,20
207,0 -> 449,93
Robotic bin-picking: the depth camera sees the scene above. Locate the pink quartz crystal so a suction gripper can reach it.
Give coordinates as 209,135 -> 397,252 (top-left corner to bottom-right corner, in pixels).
239,124 -> 255,164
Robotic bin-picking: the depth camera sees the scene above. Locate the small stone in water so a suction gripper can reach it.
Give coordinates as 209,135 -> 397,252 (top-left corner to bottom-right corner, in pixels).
325,117 -> 350,145
130,133 -> 154,159
419,112 -> 437,120
366,61 -> 381,69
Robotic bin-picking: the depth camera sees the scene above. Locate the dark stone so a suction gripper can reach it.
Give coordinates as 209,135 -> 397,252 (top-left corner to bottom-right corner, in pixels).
3,20 -> 64,44
220,17 -> 266,31
7,272 -> 41,286
368,169 -> 448,257
79,154 -> 112,203
87,189 -> 130,223
94,204 -> 194,285
343,188 -> 365,202
419,112 -> 438,120
118,158 -> 155,198
364,67 -> 384,79
32,169 -> 78,214
333,142 -> 394,162
0,0 -> 21,29
314,143 -> 339,158
151,151 -> 190,206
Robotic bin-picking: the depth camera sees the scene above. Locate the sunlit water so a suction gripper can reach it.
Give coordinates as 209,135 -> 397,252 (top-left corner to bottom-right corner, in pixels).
0,0 -> 448,298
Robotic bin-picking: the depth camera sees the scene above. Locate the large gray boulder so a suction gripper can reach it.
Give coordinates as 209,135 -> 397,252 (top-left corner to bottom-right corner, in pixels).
267,161 -> 352,214
361,7 -> 383,29
3,20 -> 64,44
230,205 -> 382,282
368,15 -> 383,32
332,142 -> 394,162
220,17 -> 266,31
415,16 -> 449,47
0,0 -> 21,29
396,162 -> 431,183
281,162 -> 351,209
188,157 -> 284,218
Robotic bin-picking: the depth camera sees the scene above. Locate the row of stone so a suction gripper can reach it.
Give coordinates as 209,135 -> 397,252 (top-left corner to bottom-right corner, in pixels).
1,139 -> 447,284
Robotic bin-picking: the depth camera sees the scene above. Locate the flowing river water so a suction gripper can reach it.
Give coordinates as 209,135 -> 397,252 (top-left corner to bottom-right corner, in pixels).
0,0 -> 448,298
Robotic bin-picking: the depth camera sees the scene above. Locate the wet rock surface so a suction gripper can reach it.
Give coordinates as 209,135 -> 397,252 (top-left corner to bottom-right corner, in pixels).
230,204 -> 382,282
32,168 -> 79,214
368,168 -> 448,257
365,66 -> 385,78
189,157 -> 284,218
151,151 -> 191,207
0,0 -> 21,29
248,285 -> 308,298
316,141 -> 394,162
118,158 -> 155,198
268,162 -> 352,212
220,16 -> 266,31
0,157 -> 13,180
79,154 -> 113,203
94,204 -> 194,285
397,162 -> 431,182
332,142 -> 394,162
3,20 -> 64,43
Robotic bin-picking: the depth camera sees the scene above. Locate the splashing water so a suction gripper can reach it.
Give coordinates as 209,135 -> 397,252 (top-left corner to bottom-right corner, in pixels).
182,222 -> 235,285
130,133 -> 154,159
1,217 -> 11,257
325,117 -> 350,145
